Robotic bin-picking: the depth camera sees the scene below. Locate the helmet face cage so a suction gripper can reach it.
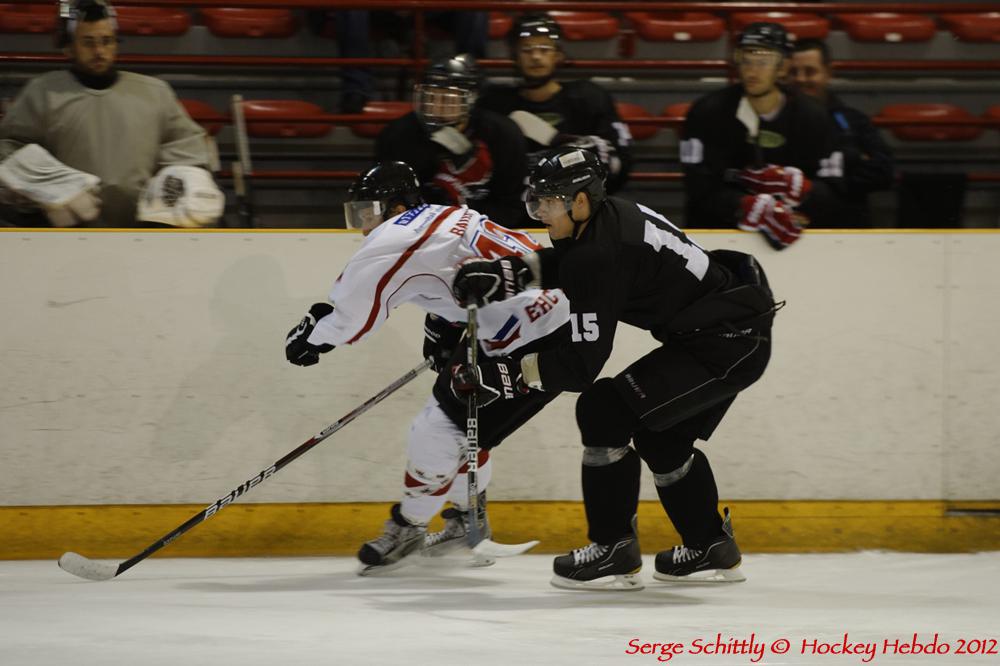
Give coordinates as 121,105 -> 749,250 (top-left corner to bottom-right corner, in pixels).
415,55 -> 480,129
413,84 -> 476,130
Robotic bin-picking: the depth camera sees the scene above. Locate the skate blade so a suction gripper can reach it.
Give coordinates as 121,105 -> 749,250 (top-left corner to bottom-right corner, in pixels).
550,572 -> 644,591
355,550 -> 423,577
652,566 -> 746,584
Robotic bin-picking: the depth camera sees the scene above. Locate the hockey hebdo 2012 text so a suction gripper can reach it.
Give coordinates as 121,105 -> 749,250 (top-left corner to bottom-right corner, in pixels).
624,633 -> 998,662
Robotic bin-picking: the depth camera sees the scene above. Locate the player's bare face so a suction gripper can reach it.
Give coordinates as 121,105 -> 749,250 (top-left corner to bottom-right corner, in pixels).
789,49 -> 830,100
518,36 -> 560,80
737,49 -> 783,98
69,20 -> 118,76
534,196 -> 575,240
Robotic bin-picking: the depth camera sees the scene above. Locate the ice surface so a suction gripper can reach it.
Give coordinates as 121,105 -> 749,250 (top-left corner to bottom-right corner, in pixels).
2,552 -> 998,666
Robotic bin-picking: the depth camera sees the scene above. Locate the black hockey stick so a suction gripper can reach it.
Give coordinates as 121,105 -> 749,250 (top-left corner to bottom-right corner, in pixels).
461,304 -> 539,560
464,304 -> 482,548
58,359 -> 432,581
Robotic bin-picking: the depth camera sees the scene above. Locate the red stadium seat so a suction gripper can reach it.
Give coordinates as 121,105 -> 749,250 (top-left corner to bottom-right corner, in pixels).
0,4 -> 57,33
662,102 -> 692,135
116,6 -> 191,36
240,100 -> 332,138
350,101 -> 413,139
835,13 -> 936,43
877,103 -> 983,142
179,99 -> 227,137
548,12 -> 620,41
985,105 -> 1000,125
200,9 -> 298,39
939,13 -> 1000,43
625,12 -> 725,42
731,12 -> 830,41
489,12 -> 513,40
615,102 -> 658,141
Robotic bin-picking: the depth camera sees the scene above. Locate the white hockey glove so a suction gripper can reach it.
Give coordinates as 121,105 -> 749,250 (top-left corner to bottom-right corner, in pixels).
137,165 -> 224,228
285,302 -> 335,367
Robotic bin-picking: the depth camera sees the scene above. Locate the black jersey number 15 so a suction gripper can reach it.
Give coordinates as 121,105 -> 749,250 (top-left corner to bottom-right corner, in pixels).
570,313 -> 599,342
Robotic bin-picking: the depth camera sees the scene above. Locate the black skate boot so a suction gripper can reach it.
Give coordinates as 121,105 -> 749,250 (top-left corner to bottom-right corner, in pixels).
653,507 -> 745,583
551,534 -> 644,591
422,492 -> 494,567
356,503 -> 426,576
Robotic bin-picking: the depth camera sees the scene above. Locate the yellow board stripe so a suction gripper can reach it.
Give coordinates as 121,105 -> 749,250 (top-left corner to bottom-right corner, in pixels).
2,500 -> 998,560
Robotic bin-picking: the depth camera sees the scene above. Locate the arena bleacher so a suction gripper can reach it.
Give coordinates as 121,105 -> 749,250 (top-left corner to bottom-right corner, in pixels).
1,0 -> 998,228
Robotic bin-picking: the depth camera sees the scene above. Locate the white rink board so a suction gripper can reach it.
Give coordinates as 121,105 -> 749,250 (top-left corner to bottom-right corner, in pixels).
1,230 -> 998,505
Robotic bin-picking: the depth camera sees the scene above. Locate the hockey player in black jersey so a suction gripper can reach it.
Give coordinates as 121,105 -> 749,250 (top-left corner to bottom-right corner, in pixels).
451,148 -> 780,590
478,12 -> 632,198
681,22 -> 844,248
375,54 -> 529,228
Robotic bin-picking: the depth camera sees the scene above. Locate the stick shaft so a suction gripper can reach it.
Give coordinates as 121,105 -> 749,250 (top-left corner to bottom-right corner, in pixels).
465,305 -> 481,547
106,359 -> 431,578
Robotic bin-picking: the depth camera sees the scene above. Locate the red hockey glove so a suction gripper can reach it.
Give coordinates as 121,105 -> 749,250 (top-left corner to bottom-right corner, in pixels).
739,194 -> 804,250
739,164 -> 812,206
450,358 -> 529,407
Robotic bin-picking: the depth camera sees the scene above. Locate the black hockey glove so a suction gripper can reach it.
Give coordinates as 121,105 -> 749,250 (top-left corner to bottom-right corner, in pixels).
285,302 -> 335,367
450,357 -> 529,407
452,256 -> 532,307
423,313 -> 464,372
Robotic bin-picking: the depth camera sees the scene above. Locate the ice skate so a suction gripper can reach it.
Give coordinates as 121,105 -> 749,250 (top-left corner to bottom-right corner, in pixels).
653,508 -> 746,583
422,493 -> 495,567
356,503 -> 426,576
550,534 -> 644,591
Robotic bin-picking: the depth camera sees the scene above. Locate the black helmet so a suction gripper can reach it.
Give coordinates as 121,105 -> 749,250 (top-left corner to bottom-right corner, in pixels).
345,162 -> 424,232
736,22 -> 792,55
509,12 -> 563,49
525,148 -> 606,221
58,0 -> 119,47
415,54 -> 480,129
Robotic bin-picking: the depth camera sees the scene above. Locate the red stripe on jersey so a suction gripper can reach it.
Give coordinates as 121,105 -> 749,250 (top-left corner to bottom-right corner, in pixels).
347,207 -> 458,344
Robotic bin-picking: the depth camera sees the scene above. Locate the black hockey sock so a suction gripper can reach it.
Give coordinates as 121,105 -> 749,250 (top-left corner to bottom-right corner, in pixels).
583,447 -> 641,545
654,448 -> 724,546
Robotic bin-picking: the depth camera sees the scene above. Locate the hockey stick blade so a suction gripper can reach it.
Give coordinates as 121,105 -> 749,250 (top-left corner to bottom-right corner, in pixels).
58,552 -> 119,582
55,360 -> 431,581
472,538 -> 539,559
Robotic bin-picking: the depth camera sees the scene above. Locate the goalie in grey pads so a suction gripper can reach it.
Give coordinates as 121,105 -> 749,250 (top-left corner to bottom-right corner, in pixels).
452,148 -> 781,590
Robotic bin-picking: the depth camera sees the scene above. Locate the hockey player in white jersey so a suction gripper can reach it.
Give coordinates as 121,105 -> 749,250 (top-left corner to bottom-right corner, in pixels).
284,161 -> 570,575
